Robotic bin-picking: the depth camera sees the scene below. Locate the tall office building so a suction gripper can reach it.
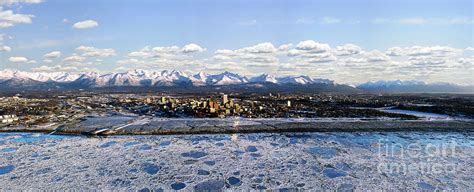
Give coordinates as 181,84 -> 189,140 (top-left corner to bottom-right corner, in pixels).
223,94 -> 228,104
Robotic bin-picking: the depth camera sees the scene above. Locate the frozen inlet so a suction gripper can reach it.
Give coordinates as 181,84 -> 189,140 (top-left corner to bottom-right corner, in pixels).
0,131 -> 472,190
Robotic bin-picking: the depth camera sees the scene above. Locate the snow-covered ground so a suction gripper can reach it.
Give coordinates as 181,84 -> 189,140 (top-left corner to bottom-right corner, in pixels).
0,132 -> 472,190
381,108 -> 451,120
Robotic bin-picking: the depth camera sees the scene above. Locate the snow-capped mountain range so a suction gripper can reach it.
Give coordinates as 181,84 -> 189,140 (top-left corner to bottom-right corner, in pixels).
0,69 -> 333,87
358,80 -> 474,93
0,69 -> 472,93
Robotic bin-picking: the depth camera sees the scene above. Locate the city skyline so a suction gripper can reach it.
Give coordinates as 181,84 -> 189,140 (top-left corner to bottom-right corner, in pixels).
0,0 -> 473,84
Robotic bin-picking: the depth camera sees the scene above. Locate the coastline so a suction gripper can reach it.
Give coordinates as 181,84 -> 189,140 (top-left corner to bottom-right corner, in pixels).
1,116 -> 473,136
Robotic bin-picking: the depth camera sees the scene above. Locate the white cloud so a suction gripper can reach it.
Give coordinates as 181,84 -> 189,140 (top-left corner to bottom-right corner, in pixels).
122,43 -> 206,68
212,55 -> 232,61
43,51 -> 61,59
63,55 -> 86,62
278,44 -> 293,51
43,59 -> 53,63
406,47 -> 433,56
458,57 -> 473,67
182,43 -> 206,53
287,49 -> 300,57
117,58 -> 141,65
336,44 -> 361,56
0,0 -> 42,6
75,46 -> 116,57
465,47 -> 474,51
366,50 -> 390,62
120,44 -> 207,70
341,57 -> 367,64
211,43 -> 283,65
399,46 -> 457,57
215,49 -> 234,55
126,45 -> 183,58
8,56 -> 29,63
153,46 -> 179,53
72,20 -> 99,29
384,46 -> 459,58
307,54 -> 337,63
0,8 -> 34,28
0,45 -> 11,52
128,49 -> 151,57
295,40 -> 331,53
239,54 -> 278,63
409,56 -> 446,66
321,17 -> 341,24
386,47 -> 404,56
32,65 -> 84,72
237,42 -> 276,54
32,65 -> 60,72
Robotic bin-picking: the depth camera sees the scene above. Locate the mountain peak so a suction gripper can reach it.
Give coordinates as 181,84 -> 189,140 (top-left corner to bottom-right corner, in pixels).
249,73 -> 278,84
358,80 -> 473,93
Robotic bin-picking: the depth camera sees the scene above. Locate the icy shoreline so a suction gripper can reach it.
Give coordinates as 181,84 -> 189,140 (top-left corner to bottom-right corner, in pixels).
1,115 -> 473,136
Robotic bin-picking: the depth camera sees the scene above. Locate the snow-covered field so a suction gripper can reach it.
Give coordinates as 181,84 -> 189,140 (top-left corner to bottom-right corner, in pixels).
380,108 -> 452,120
0,132 -> 473,190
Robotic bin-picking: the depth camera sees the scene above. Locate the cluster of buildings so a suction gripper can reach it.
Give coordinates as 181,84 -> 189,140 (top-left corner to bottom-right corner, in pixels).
0,115 -> 19,124
110,94 -> 304,118
188,95 -> 244,118
0,92 -> 441,128
0,95 -> 80,127
104,93 -> 426,119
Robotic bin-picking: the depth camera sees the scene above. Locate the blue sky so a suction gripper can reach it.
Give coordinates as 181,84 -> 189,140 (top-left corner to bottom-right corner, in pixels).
0,0 -> 473,84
